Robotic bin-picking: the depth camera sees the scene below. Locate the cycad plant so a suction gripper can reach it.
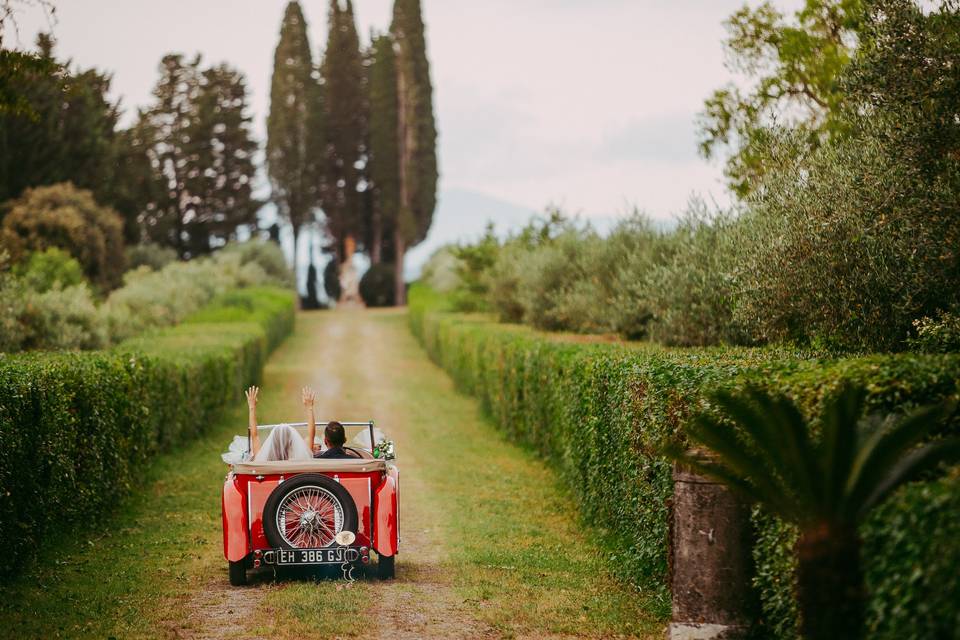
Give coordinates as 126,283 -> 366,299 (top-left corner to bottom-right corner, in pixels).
666,384 -> 959,640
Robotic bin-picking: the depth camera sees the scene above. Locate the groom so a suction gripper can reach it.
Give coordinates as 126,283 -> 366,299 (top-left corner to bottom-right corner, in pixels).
314,421 -> 352,459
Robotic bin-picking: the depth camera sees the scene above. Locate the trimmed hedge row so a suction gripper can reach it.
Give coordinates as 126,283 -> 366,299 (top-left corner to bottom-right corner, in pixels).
408,284 -> 960,639
0,286 -> 295,577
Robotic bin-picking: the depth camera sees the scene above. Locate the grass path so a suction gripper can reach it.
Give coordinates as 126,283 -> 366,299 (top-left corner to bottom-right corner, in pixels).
0,310 -> 664,639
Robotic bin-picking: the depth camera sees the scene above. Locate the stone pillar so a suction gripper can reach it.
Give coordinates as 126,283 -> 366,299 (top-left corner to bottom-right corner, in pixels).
669,460 -> 754,639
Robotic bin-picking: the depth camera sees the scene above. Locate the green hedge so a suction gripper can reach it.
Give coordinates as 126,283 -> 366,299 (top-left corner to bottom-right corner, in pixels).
408,284 -> 960,638
0,287 -> 295,577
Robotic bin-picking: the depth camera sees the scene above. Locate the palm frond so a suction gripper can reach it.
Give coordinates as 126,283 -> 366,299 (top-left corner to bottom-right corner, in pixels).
752,390 -> 822,517
685,412 -> 793,500
845,400 -> 956,516
857,437 -> 960,520
820,384 -> 866,520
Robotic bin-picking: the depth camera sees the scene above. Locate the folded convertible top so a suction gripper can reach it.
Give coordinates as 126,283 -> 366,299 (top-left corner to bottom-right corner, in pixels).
231,458 -> 388,475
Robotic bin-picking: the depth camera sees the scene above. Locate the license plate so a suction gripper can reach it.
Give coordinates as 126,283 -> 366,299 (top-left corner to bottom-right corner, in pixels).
274,547 -> 349,565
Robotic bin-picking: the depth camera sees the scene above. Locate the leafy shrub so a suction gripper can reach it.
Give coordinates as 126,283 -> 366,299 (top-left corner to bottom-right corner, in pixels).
17,284 -> 106,351
0,183 -> 126,289
0,287 -> 295,577
100,241 -> 291,344
359,263 -> 396,307
409,285 -> 960,637
908,311 -> 960,354
419,246 -> 461,294
731,127 -> 960,352
13,248 -> 85,292
644,205 -> 746,346
124,243 -> 178,272
323,259 -> 341,301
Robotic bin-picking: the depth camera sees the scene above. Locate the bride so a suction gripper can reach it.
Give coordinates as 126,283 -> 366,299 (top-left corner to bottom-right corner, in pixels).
245,385 -> 317,461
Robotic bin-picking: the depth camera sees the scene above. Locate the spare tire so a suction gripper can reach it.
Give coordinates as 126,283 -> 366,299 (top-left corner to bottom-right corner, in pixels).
263,474 -> 358,549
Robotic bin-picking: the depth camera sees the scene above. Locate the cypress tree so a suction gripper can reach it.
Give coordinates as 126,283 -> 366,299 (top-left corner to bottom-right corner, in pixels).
318,0 -> 367,262
266,1 -> 319,275
390,0 -> 438,304
365,31 -> 400,265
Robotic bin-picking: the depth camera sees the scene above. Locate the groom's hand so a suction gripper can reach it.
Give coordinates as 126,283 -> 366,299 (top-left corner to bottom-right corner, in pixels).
302,386 -> 316,408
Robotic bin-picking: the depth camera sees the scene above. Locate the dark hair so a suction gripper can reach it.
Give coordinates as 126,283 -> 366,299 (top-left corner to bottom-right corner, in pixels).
325,421 -> 346,447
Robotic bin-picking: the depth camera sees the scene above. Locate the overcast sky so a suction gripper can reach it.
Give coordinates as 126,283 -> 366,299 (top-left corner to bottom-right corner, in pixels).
7,0 -> 802,225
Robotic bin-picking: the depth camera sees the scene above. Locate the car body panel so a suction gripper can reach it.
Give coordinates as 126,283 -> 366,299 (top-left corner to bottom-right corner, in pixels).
222,474 -> 248,562
373,464 -> 399,557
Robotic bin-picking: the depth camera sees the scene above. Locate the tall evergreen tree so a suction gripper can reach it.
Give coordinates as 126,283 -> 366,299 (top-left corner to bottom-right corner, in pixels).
319,0 -> 367,262
391,0 -> 438,304
365,31 -> 399,265
134,55 -> 259,257
266,1 -> 319,274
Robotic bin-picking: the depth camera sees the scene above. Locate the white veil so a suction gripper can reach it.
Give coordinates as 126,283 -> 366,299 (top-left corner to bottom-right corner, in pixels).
254,424 -> 314,462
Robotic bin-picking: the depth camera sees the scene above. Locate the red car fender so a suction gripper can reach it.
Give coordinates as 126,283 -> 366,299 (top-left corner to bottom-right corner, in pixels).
373,465 -> 399,557
222,473 -> 249,562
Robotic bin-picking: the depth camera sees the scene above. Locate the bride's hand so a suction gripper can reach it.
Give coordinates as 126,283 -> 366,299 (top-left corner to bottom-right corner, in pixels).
302,386 -> 316,408
245,386 -> 259,409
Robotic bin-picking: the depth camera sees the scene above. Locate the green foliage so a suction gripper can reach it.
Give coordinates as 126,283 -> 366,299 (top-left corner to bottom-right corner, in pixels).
698,0 -> 863,195
409,285 -> 960,638
668,385 -> 958,526
124,243 -> 178,272
418,246 -> 461,294
359,262 -> 396,307
732,121 -> 960,352
0,240 -> 291,353
0,286 -> 295,578
0,34 -> 124,209
101,241 -> 292,345
13,247 -> 84,292
0,182 -> 126,289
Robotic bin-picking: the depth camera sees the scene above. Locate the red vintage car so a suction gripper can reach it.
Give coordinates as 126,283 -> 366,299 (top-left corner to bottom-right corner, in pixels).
221,421 -> 399,585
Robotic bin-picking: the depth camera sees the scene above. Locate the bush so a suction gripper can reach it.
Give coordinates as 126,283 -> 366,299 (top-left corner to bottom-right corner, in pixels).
643,205 -> 746,346
359,262 -> 396,307
124,243 -> 177,272
408,285 -> 960,637
420,246 -> 461,294
13,248 -> 85,292
100,241 -> 292,345
0,183 -> 126,289
0,286 -> 296,577
323,259 -> 341,301
731,127 -> 960,352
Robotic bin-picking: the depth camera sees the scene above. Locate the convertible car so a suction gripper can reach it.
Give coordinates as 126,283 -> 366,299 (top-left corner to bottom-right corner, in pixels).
221,421 -> 398,585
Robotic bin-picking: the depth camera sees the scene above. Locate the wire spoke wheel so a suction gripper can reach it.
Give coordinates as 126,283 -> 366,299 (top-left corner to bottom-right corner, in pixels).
276,485 -> 344,548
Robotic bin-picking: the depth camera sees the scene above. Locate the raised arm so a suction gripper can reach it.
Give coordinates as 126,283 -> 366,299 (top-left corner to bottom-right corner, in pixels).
302,386 -> 317,453
245,386 -> 261,457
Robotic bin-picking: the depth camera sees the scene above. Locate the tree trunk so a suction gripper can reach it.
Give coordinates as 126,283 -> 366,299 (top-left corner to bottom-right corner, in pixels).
290,223 -> 300,295
670,459 -> 754,639
370,208 -> 383,265
796,525 -> 864,640
394,228 -> 406,306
